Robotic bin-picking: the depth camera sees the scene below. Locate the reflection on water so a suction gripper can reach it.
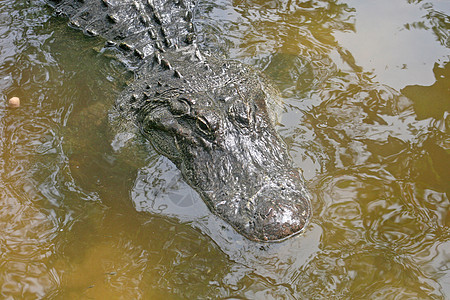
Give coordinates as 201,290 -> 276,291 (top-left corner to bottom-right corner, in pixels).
334,0 -> 450,90
0,0 -> 449,298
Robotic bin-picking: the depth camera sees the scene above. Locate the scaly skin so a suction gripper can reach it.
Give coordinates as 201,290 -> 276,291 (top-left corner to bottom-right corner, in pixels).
50,0 -> 312,242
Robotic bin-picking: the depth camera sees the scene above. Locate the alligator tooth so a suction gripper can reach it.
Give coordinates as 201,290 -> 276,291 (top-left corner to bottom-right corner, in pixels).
105,40 -> 116,47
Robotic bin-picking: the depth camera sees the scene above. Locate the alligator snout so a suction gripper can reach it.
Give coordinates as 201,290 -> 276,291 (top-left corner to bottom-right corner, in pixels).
213,172 -> 311,242
252,201 -> 310,241
240,178 -> 311,242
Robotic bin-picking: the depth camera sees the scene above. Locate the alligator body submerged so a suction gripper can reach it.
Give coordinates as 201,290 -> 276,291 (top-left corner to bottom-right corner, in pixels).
50,0 -> 311,242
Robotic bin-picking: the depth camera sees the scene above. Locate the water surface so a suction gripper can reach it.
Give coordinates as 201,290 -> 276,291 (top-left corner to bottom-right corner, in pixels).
0,0 -> 449,298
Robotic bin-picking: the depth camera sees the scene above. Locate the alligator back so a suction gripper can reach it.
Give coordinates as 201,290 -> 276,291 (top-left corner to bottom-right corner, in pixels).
50,0 -> 196,63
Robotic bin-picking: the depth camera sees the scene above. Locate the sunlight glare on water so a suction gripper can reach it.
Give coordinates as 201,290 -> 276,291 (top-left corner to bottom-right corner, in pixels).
333,0 -> 450,90
0,0 -> 449,298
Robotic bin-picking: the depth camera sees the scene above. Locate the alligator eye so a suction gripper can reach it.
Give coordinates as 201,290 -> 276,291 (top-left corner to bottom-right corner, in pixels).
196,117 -> 211,134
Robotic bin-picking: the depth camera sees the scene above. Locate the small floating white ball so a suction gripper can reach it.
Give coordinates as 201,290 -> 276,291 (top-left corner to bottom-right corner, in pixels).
8,97 -> 20,108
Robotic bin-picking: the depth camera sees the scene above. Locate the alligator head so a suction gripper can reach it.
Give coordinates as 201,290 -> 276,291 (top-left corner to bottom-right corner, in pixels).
118,49 -> 311,242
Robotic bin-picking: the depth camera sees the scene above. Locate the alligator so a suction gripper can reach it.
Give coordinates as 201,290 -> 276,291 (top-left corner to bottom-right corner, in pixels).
49,0 -> 311,242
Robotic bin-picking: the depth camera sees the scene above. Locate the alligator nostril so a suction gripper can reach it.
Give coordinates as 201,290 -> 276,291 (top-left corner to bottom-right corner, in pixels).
260,207 -> 273,220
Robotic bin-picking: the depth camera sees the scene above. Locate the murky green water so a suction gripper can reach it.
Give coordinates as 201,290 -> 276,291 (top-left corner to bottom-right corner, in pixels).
0,0 -> 449,298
